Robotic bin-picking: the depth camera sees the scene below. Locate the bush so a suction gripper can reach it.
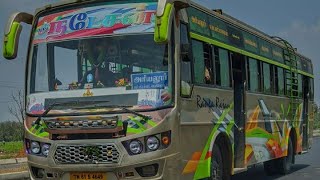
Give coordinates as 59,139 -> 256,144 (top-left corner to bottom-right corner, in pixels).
0,121 -> 24,142
314,112 -> 320,130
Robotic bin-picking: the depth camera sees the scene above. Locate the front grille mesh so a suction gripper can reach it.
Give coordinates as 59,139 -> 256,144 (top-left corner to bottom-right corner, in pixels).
54,144 -> 120,164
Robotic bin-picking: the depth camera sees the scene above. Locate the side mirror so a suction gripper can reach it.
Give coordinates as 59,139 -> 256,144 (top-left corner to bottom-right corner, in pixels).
3,12 -> 33,60
154,0 -> 190,44
154,3 -> 174,44
181,43 -> 191,62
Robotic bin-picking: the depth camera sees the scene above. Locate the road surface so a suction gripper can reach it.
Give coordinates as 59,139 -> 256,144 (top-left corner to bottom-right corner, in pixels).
232,137 -> 320,180
1,138 -> 319,179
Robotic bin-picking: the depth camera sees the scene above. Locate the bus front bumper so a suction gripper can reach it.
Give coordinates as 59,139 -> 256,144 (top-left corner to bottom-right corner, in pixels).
27,152 -> 180,180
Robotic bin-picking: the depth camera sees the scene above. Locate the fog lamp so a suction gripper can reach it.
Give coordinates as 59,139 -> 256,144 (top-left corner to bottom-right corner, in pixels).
135,164 -> 159,177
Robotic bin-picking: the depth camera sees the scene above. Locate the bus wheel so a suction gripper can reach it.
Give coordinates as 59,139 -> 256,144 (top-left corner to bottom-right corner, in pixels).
210,145 -> 223,180
278,138 -> 294,174
263,160 -> 278,176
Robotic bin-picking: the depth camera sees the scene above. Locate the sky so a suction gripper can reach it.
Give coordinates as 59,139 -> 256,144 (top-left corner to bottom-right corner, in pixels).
0,0 -> 319,121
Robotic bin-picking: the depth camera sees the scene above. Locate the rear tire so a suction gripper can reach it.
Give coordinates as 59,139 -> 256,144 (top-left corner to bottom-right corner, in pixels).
210,146 -> 223,180
263,160 -> 278,176
278,138 -> 294,175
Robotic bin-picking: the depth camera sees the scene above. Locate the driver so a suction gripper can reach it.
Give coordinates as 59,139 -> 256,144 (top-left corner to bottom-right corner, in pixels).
81,39 -> 114,87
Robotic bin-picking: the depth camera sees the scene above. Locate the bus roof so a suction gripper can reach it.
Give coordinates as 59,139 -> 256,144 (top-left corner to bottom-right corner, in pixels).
189,1 -> 312,65
34,0 -> 313,70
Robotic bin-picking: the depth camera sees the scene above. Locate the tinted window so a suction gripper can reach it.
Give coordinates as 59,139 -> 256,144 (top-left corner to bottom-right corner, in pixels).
204,45 -> 213,84
277,67 -> 285,95
263,63 -> 271,94
215,48 -> 230,87
192,40 -> 213,85
298,74 -> 303,98
192,40 -> 205,84
248,58 -> 260,92
310,78 -> 314,101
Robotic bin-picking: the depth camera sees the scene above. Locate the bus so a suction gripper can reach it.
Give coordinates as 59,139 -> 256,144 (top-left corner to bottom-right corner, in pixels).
2,0 -> 314,179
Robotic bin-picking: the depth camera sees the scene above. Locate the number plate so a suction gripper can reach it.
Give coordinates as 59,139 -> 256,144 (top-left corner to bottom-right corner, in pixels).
70,172 -> 107,180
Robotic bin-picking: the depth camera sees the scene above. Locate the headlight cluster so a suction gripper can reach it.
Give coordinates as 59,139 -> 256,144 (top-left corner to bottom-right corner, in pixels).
123,131 -> 171,155
25,139 -> 51,157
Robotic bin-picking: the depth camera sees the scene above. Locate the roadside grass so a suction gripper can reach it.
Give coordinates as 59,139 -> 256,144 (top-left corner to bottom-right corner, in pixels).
0,141 -> 25,159
314,112 -> 320,130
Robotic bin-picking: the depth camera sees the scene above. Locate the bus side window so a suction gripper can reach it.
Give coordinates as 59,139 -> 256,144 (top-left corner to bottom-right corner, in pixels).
298,74 -> 303,98
180,23 -> 192,97
262,62 -> 272,94
215,47 -> 230,87
247,58 -> 261,92
191,40 -> 204,84
276,67 -> 285,95
203,44 -> 213,85
310,78 -> 314,101
191,39 -> 213,85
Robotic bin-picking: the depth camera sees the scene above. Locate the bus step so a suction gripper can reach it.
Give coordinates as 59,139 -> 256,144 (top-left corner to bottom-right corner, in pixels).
234,167 -> 248,174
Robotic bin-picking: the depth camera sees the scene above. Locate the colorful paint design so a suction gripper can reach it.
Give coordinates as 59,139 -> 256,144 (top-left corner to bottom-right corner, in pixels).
33,2 -> 157,44
27,108 -> 172,140
182,103 -> 235,179
182,99 -> 305,179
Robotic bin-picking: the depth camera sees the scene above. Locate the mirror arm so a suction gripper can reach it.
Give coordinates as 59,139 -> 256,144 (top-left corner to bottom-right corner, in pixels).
3,12 -> 33,60
157,0 -> 190,16
5,12 -> 33,35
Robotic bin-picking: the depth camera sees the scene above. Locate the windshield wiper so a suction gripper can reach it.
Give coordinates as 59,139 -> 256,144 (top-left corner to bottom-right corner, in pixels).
74,103 -> 150,120
34,102 -> 60,125
121,107 -> 150,121
33,100 -> 111,125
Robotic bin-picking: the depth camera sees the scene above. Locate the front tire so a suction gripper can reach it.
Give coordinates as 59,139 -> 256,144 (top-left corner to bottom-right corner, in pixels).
210,145 -> 223,180
263,160 -> 278,176
278,138 -> 294,174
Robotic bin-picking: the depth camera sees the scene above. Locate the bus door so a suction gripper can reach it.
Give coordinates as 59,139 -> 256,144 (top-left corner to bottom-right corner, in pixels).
231,53 -> 246,168
302,76 -> 309,151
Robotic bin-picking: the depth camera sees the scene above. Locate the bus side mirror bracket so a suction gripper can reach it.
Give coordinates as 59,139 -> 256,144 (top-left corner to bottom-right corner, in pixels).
155,0 -> 190,44
3,12 -> 33,60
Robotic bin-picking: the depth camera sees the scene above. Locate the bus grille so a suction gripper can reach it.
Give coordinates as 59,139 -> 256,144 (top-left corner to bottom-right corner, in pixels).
54,144 -> 120,164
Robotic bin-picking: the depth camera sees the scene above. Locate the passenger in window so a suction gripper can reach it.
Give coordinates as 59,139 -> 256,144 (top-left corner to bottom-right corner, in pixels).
204,67 -> 213,84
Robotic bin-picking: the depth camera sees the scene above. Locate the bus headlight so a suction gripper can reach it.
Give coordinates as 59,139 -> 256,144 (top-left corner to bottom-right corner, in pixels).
122,131 -> 171,156
146,136 -> 160,151
31,141 -> 41,154
129,140 -> 143,154
41,144 -> 50,156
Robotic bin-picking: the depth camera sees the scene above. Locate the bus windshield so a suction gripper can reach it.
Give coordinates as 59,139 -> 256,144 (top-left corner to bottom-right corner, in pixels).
27,1 -> 173,115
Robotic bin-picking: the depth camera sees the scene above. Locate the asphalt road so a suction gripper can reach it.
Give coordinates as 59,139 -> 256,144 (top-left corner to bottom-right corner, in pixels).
232,137 -> 320,180
1,138 -> 320,179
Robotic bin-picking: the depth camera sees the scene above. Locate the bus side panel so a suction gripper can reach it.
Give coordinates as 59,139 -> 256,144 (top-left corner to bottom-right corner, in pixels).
245,93 -> 292,166
179,86 -> 234,179
308,101 -> 315,149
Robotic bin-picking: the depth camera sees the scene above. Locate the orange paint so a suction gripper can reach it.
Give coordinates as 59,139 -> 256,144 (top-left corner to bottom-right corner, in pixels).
246,106 -> 260,131
182,152 -> 202,174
